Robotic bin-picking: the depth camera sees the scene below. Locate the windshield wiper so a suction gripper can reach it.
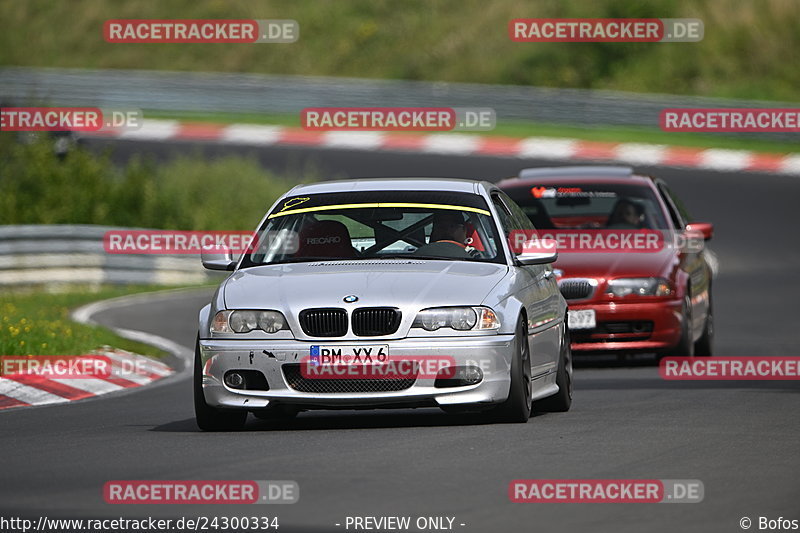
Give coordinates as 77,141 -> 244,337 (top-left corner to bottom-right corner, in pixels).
254,254 -> 479,265
265,256 -> 343,265
372,254 -> 471,261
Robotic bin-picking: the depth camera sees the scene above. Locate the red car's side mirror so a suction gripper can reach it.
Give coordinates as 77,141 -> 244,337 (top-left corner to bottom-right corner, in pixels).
686,222 -> 714,241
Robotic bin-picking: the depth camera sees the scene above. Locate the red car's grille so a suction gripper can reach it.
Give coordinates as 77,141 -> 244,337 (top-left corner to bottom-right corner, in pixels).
572,321 -> 654,343
559,279 -> 594,300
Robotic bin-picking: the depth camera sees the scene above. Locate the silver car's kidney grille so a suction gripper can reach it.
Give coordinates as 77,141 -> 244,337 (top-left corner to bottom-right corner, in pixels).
352,307 -> 401,336
299,308 -> 348,337
282,364 -> 416,393
559,279 -> 594,300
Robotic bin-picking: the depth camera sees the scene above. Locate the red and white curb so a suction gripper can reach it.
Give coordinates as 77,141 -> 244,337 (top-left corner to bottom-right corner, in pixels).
84,120 -> 800,175
0,288 -> 198,412
0,349 -> 172,411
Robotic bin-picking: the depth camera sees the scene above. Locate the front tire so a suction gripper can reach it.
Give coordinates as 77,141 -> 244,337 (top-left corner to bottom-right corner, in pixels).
194,338 -> 247,431
490,317 -> 532,423
534,324 -> 573,412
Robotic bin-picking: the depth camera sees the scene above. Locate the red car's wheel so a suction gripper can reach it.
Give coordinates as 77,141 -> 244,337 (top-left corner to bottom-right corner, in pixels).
660,294 -> 694,359
694,295 -> 714,357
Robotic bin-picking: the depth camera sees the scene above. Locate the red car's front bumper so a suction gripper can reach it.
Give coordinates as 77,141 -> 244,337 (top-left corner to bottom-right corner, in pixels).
569,299 -> 684,353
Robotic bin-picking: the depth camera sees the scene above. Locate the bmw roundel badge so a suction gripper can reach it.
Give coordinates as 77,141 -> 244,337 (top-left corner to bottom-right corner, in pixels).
343,295 -> 359,303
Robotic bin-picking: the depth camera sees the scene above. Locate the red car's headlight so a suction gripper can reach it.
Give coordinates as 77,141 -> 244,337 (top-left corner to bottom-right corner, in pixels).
605,278 -> 673,297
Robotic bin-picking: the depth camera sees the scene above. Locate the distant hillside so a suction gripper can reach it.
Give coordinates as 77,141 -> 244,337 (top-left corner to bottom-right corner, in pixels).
1,0 -> 798,101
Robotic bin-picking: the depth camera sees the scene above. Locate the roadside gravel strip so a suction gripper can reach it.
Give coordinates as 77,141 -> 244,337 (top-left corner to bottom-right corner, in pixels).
82,120 -> 800,175
0,288 -> 197,412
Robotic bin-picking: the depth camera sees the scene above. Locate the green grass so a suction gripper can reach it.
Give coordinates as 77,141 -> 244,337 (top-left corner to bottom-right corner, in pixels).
1,0 -> 799,101
146,109 -> 800,154
0,285 -> 202,358
0,133 -> 299,229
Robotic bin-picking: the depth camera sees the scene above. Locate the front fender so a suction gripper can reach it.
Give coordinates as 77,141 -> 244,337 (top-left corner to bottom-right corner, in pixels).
198,304 -> 211,336
198,282 -> 229,338
491,295 -> 526,335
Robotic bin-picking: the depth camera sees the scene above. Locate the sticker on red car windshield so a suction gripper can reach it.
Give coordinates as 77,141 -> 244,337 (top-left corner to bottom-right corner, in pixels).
531,187 -> 616,198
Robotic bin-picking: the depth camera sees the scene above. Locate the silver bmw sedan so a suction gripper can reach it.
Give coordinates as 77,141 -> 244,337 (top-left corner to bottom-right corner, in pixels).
195,178 -> 572,430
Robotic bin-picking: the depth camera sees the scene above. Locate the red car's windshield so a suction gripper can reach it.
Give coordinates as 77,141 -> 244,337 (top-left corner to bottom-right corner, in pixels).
502,182 -> 670,230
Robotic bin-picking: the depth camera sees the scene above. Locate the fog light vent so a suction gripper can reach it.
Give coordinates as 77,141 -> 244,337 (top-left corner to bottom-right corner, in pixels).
223,370 -> 270,391
434,365 -> 483,388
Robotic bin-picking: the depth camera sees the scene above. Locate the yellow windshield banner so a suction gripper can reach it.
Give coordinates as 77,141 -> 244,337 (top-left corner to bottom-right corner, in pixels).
268,202 -> 492,219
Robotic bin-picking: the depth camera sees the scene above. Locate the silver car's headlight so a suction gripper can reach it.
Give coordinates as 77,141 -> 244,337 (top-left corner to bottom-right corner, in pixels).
605,278 -> 673,297
412,306 -> 500,332
211,310 -> 288,334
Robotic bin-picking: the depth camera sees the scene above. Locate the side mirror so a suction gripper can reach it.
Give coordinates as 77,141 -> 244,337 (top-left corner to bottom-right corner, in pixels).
201,247 -> 236,271
686,222 -> 713,241
516,238 -> 558,266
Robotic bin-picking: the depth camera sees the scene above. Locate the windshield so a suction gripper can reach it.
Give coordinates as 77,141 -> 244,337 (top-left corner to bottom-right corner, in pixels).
239,190 -> 505,267
502,182 -> 670,230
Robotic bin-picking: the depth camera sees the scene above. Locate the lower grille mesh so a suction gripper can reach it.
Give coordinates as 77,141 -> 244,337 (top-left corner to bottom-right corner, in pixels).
282,364 -> 416,393
571,321 -> 654,343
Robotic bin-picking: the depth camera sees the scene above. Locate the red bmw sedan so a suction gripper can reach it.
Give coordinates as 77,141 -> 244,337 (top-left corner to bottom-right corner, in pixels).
498,166 -> 715,358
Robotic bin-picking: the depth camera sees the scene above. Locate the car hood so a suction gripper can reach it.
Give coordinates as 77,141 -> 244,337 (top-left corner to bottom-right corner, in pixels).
553,248 -> 678,279
223,260 -> 509,310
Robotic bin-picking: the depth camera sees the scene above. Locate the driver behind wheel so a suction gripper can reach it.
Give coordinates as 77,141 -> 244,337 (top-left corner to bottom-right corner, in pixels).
606,198 -> 646,229
414,211 -> 473,258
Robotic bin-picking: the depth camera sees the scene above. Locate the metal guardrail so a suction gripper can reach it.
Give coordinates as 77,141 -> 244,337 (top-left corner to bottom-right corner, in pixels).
0,225 -> 214,286
1,67 -> 796,140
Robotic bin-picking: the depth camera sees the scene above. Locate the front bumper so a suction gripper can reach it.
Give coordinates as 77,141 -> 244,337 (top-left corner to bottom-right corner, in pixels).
568,299 -> 683,353
198,335 -> 514,410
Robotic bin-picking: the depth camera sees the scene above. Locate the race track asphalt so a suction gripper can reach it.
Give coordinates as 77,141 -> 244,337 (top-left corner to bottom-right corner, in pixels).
1,139 -> 798,533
